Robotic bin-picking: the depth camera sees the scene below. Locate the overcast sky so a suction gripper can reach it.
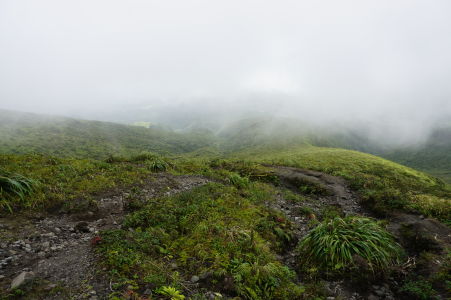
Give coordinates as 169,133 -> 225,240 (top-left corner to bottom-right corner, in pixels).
1,0 -> 451,142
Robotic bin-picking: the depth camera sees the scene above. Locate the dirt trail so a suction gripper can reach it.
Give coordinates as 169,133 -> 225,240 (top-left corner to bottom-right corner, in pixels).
269,166 -> 365,216
0,174 -> 210,299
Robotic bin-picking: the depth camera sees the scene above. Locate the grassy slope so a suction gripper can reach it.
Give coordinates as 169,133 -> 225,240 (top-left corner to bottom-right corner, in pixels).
231,145 -> 451,221
218,117 -> 451,184
0,110 -> 214,159
1,146 -> 449,298
0,153 -> 155,212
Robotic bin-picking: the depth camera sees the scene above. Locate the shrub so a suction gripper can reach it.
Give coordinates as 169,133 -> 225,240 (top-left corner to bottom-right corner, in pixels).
228,173 -> 250,188
231,261 -> 304,299
129,152 -> 170,172
145,156 -> 169,172
298,216 -> 402,273
400,278 -> 438,300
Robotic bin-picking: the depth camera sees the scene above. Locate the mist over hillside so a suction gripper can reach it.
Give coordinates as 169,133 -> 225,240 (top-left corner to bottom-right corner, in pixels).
2,108 -> 450,183
2,1 -> 451,148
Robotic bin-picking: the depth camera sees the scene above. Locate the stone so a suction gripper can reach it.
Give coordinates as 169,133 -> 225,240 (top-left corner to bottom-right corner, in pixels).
190,275 -> 200,283
10,271 -> 35,289
143,288 -> 152,295
367,294 -> 379,300
74,221 -> 90,233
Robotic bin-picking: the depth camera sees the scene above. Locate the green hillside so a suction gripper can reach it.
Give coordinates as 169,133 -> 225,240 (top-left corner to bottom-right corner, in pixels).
0,110 -> 215,159
233,144 -> 450,221
217,117 -> 451,183
1,114 -> 450,299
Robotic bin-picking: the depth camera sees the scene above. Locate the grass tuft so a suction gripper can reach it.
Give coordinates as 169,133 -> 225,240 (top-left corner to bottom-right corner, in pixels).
0,170 -> 39,212
298,216 -> 402,273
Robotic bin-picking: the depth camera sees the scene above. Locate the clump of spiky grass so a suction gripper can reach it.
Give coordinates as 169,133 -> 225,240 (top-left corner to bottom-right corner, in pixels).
0,171 -> 39,212
298,216 -> 402,273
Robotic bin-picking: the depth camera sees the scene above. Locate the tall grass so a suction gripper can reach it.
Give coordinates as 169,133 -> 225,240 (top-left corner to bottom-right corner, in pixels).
299,216 -> 402,273
0,170 -> 39,212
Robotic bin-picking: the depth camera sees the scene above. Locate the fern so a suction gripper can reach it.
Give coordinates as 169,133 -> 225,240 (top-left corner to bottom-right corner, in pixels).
156,286 -> 185,300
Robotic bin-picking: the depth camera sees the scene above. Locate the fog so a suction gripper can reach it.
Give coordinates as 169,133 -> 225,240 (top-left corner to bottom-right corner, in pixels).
1,0 -> 451,146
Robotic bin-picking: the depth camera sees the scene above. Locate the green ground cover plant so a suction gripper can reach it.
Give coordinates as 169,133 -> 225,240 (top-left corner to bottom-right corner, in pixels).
0,153 -> 164,213
98,183 -> 304,299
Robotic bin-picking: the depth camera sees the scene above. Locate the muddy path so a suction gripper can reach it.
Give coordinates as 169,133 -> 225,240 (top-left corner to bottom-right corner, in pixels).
268,165 -> 366,216
0,173 -> 210,299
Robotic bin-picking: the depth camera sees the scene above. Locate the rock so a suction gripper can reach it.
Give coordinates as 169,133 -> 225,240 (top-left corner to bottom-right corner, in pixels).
10,271 -> 35,289
143,288 -> 152,295
74,221 -> 90,233
0,275 -> 5,280
327,297 -> 335,300
44,283 -> 57,291
54,227 -> 61,233
190,275 -> 200,283
368,294 -> 379,300
200,271 -> 214,281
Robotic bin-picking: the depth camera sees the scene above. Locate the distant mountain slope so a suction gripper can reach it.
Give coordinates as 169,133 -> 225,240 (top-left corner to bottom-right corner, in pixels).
2,110 -> 450,182
380,125 -> 451,182
0,110 -> 215,159
217,117 -> 451,183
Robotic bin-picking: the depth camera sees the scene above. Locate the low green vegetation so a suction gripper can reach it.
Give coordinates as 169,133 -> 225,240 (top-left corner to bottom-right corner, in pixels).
0,152 -> 174,213
298,216 -> 402,274
98,183 -> 304,299
399,278 -> 438,300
